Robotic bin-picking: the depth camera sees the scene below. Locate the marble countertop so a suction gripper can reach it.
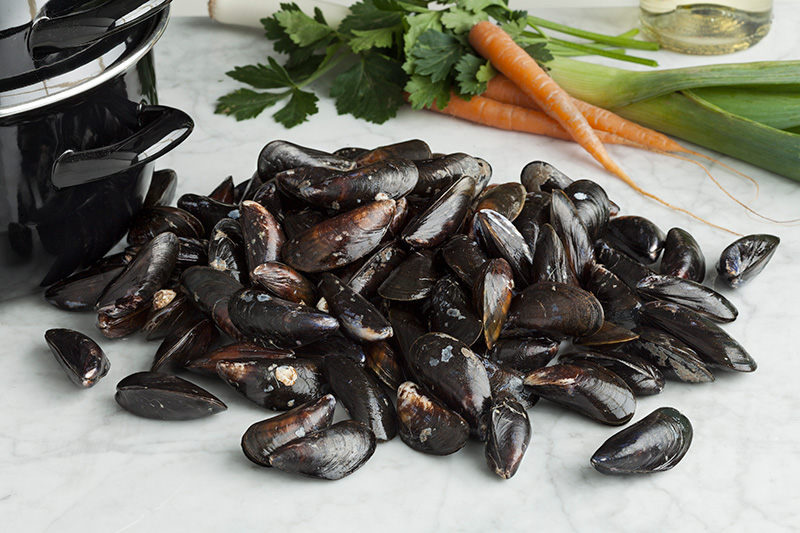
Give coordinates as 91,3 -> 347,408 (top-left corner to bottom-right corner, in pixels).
3,5 -> 800,532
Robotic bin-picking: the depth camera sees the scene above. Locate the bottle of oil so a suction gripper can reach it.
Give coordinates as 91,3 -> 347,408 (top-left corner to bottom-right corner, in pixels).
639,1 -> 773,54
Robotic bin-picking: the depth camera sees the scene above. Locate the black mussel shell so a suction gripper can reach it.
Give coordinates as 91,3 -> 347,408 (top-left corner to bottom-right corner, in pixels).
216,357 -> 327,411
520,160 -> 572,192
318,273 -> 392,342
257,140 -> 356,180
176,194 -> 240,238
480,357 -> 538,410
660,227 -> 706,283
209,175 -> 235,203
207,218 -> 247,284
550,189 -> 595,284
472,182 -> 527,222
407,332 -> 492,439
44,328 -> 110,388
531,223 -> 579,286
605,216 -> 666,265
267,420 -> 377,480
623,327 -> 714,383
640,301 -> 755,372
241,394 -> 336,467
127,206 -> 203,246
507,282 -> 604,339
142,291 -> 205,341
355,139 -> 432,166
281,209 -> 327,241
595,240 -> 656,289
143,168 -> 178,208
96,304 -> 150,339
474,258 -> 515,350
334,146 -> 369,160
473,209 -> 533,287
388,305 -> 428,361
115,371 -> 227,420
485,394 -> 531,479
45,266 -> 124,312
441,234 -> 488,289
239,201 -> 285,277
151,319 -> 220,373
553,350 -> 665,397
427,276 -> 482,347
96,232 -> 179,320
324,356 -> 397,442
228,288 -> 339,349
364,340 -> 406,390
716,234 -> 780,288
185,342 -> 293,375
345,240 -> 408,298
251,180 -> 284,219
487,337 -> 558,374
251,261 -> 317,305
401,176 -> 476,249
564,179 -> 610,240
412,152 -> 484,198
591,407 -> 692,475
585,263 -> 642,330
378,250 -> 440,301
524,362 -> 636,425
396,381 -> 470,455
636,273 -> 738,323
282,199 -> 396,273
514,191 -> 550,251
180,265 -> 244,315
233,173 -> 264,204
294,335 -> 367,365
573,321 -> 639,347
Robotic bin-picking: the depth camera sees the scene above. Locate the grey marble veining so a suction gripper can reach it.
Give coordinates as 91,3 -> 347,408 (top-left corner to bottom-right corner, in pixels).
2,6 -> 800,532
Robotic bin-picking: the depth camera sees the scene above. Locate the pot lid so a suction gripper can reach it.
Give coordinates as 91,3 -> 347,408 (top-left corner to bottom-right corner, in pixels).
0,0 -> 170,98
0,3 -> 170,118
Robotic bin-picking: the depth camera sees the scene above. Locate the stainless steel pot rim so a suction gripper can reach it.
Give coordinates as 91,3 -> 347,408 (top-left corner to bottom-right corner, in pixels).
0,6 -> 170,120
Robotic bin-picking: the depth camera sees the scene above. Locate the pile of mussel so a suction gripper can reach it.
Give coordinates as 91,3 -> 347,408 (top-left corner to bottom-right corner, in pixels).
43,139 -> 780,480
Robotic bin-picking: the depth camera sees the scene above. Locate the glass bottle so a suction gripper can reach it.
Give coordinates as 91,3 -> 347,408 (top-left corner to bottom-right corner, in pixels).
639,1 -> 773,54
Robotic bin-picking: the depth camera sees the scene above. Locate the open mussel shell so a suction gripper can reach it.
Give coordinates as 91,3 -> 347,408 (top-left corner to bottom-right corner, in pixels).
216,357 -> 327,411
185,342 -> 293,375
520,160 -> 572,192
640,301 -> 756,372
96,232 -> 179,320
407,332 -> 492,439
241,394 -> 336,467
427,276 -> 482,347
624,327 -> 714,383
716,234 -> 780,288
473,209 -> 533,287
591,407 -> 692,475
485,394 -> 531,479
115,371 -> 227,420
267,419 -> 377,480
257,140 -> 356,181
441,234 -> 488,289
524,362 -> 636,425
251,261 -> 317,305
396,381 -> 469,455
605,216 -> 666,265
564,179 -> 610,240
378,250 -> 440,301
474,258 -> 515,350
660,227 -> 706,283
552,350 -> 665,397
318,273 -> 392,343
324,356 -> 397,442
550,189 -> 595,284
282,199 -> 396,273
401,176 -> 476,249
151,319 -> 220,373
228,288 -> 339,349
507,282 -> 604,339
44,328 -> 110,388
636,273 -> 738,323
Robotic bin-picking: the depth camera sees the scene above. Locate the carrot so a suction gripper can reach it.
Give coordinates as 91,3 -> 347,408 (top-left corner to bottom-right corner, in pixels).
468,21 -> 630,181
483,73 -> 800,225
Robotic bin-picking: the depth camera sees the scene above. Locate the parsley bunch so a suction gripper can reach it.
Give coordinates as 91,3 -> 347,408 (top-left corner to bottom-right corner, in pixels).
215,0 -> 658,128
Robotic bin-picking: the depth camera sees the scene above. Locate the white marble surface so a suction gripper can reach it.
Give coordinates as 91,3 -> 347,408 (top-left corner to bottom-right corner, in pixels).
3,5 -> 800,532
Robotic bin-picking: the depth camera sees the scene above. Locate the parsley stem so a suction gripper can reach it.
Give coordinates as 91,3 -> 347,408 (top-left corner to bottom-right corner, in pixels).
547,38 -> 659,67
526,15 -> 659,51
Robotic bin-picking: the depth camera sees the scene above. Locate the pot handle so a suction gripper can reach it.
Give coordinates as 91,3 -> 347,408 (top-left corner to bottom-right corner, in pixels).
28,0 -> 171,55
51,103 -> 194,190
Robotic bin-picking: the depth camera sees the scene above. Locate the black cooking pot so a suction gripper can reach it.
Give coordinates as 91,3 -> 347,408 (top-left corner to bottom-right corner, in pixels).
0,3 -> 192,301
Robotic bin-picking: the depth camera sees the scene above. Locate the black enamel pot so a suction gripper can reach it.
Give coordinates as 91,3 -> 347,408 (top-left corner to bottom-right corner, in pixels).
0,3 -> 192,301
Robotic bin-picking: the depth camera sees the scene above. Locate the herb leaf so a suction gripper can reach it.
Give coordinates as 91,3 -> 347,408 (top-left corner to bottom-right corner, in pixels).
330,54 -> 407,123
455,54 -> 494,95
349,28 -> 397,52
273,88 -> 319,127
215,89 -> 288,121
275,8 -> 335,47
405,74 -> 451,110
410,30 -> 464,83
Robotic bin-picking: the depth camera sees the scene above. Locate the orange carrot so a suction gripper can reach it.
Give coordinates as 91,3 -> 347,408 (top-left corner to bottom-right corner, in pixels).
468,21 -> 630,183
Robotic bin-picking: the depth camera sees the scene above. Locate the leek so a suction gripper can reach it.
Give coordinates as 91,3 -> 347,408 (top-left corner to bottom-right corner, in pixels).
689,87 -> 800,130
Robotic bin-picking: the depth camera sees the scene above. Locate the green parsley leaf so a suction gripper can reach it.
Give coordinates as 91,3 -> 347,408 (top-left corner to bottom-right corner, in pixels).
441,7 -> 487,34
454,54 -> 494,95
349,28 -> 398,53
523,42 -> 554,63
339,0 -> 405,34
402,11 -> 442,74
461,0 -> 507,14
330,54 -> 407,123
215,89 -> 287,121
409,30 -> 463,83
225,63 -> 291,89
273,88 -> 319,127
274,9 -> 335,47
405,74 -> 451,110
